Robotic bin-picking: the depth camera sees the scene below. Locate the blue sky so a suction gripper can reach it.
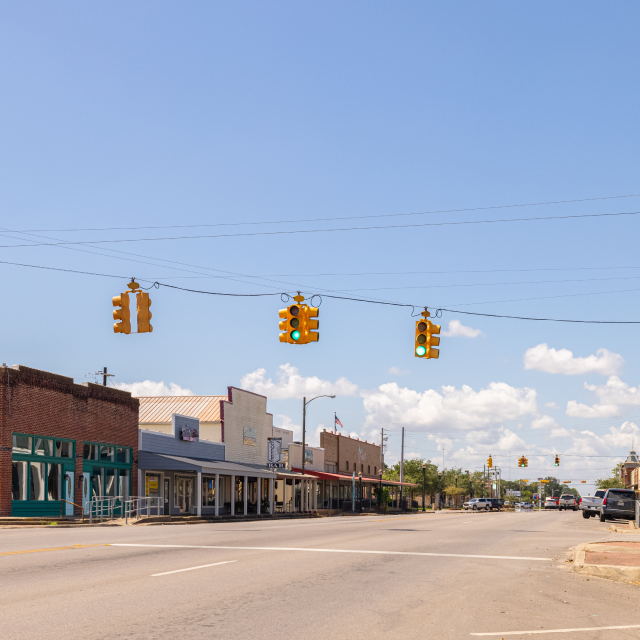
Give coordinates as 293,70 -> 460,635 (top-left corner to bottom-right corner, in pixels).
2,2 -> 640,488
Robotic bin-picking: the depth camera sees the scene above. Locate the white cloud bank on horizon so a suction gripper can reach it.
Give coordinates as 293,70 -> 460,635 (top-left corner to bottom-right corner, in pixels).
524,343 -> 624,376
113,380 -> 194,397
240,363 -> 358,400
441,320 -> 483,338
361,381 -> 537,431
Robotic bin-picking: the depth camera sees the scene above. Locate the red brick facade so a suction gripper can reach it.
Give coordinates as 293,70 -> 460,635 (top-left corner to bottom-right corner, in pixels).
0,365 -> 139,517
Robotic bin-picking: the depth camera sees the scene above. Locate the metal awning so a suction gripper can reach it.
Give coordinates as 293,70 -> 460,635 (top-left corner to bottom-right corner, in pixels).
138,452 -> 277,478
290,468 -> 408,484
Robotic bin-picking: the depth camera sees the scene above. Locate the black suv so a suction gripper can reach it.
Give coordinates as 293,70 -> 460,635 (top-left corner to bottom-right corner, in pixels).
487,498 -> 503,511
600,488 -> 636,522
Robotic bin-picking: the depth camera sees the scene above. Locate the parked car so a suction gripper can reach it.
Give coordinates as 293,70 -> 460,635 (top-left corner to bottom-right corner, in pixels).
580,490 -> 606,518
559,494 -> 577,511
504,500 -> 511,506
599,488 -> 637,522
544,497 -> 559,509
520,502 -> 534,509
463,498 -> 491,511
487,498 -> 503,511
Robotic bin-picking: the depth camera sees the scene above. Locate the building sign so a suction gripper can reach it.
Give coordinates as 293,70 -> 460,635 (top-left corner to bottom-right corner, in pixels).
304,448 -> 313,465
268,437 -> 285,469
243,427 -> 256,446
172,413 -> 200,442
149,475 -> 158,493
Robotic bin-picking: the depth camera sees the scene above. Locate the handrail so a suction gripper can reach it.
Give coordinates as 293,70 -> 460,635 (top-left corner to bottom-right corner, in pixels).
124,497 -> 162,524
59,499 -> 85,522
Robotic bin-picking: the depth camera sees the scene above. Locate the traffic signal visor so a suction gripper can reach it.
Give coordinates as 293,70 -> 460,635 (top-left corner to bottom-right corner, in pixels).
113,292 -> 131,334
136,292 -> 153,333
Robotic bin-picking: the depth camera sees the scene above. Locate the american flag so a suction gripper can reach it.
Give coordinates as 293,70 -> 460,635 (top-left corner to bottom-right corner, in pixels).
335,414 -> 344,429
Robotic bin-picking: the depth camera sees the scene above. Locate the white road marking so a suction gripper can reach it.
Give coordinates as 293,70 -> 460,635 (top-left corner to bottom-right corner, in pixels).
110,543 -> 551,561
470,623 -> 640,636
152,560 -> 237,577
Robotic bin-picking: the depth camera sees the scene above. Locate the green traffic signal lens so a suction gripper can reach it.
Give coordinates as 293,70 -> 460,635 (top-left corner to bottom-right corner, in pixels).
290,318 -> 300,328
416,345 -> 426,356
291,330 -> 301,341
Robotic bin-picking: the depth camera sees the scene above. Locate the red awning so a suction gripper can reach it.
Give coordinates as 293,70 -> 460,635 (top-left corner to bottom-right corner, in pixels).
292,468 -> 417,486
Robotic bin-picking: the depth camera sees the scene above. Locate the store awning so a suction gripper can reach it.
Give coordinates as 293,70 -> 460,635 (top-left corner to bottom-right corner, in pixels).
138,452 -> 277,477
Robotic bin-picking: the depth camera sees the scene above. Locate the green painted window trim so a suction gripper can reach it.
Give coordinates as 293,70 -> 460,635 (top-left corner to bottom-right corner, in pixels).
82,441 -> 133,466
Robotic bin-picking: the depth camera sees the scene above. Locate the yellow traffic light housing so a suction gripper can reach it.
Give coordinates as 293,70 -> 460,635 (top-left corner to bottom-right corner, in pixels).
279,294 -> 319,344
487,455 -> 493,469
554,454 -> 560,467
518,456 -> 528,468
137,292 -> 153,334
113,292 -> 131,334
415,309 -> 440,359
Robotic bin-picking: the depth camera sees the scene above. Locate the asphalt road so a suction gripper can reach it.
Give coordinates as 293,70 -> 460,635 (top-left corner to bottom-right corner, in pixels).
1,510 -> 639,639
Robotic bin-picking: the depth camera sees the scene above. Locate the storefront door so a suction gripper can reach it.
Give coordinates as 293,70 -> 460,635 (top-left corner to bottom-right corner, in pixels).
82,472 -> 91,514
176,477 -> 193,513
65,471 -> 74,516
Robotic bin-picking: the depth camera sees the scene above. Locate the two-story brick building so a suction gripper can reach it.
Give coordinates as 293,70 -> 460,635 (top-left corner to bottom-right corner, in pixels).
1,365 -> 139,518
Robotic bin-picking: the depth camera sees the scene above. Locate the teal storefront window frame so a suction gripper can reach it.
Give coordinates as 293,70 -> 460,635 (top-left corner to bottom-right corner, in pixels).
82,441 -> 133,513
11,432 -> 76,517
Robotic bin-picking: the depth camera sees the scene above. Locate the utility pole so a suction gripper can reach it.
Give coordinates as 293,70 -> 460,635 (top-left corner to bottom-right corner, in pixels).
483,465 -> 486,498
302,397 -> 306,478
400,427 -> 405,510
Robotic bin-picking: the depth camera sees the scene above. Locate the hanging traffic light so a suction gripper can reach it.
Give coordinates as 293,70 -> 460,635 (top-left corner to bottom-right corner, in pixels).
518,456 -> 528,468
113,292 -> 131,334
415,308 -> 440,359
137,292 -> 153,334
279,294 -> 319,344
554,454 -> 560,467
487,455 -> 493,469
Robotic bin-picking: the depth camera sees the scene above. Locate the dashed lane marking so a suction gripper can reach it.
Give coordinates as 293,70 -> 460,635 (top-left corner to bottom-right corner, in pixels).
471,623 -> 640,635
152,560 -> 237,577
111,543 -> 552,562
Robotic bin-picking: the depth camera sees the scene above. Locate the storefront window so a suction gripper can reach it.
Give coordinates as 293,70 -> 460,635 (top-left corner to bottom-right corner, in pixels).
119,470 -> 130,500
12,461 -> 28,500
83,444 -> 99,460
48,464 -> 62,501
12,435 -> 31,454
84,442 -> 132,502
116,447 -> 129,463
105,468 -> 116,496
55,441 -> 72,458
30,462 -> 46,500
202,477 -> 215,506
100,446 -> 114,462
34,438 -> 53,457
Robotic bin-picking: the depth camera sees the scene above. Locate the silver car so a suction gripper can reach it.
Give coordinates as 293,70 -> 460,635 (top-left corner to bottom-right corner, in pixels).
463,498 -> 491,511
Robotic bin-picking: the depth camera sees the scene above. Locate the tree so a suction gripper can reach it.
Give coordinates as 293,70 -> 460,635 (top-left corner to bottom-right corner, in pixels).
384,458 -> 439,502
596,464 -> 625,490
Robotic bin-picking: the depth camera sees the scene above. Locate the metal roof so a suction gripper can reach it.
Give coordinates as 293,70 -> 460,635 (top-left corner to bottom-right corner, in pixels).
138,396 -> 226,423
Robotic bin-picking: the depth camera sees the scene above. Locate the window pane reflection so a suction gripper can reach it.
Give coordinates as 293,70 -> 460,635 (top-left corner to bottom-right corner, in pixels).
55,441 -> 72,458
30,462 -> 46,500
100,446 -> 114,462
34,438 -> 53,457
119,470 -> 130,500
12,435 -> 31,454
12,461 -> 28,500
91,471 -> 102,499
105,468 -> 115,497
48,464 -> 62,501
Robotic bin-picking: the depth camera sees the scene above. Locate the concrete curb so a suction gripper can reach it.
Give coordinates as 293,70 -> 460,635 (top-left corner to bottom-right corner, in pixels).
571,542 -> 640,583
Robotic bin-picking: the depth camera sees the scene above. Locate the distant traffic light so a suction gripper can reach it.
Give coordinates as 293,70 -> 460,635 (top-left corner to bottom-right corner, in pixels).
518,456 -> 528,468
487,455 -> 493,469
523,457 -> 528,468
279,294 -> 319,344
415,309 -> 440,359
113,292 -> 131,334
554,454 -> 560,467
137,292 -> 153,333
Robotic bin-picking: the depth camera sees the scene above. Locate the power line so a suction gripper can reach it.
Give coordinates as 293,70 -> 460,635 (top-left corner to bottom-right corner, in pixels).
1,257 -> 640,323
2,208 -> 640,249
14,191 -> 640,232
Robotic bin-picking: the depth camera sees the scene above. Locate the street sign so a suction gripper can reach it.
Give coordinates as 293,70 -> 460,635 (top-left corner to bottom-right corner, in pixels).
540,479 -> 550,483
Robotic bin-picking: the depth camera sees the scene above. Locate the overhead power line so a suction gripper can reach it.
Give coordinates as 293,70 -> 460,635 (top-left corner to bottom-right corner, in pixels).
1,258 -> 640,323
2,208 -> 640,249
14,191 -> 640,232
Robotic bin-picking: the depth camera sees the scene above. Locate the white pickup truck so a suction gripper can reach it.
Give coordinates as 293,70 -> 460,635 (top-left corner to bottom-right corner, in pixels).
559,494 -> 578,511
580,490 -> 606,519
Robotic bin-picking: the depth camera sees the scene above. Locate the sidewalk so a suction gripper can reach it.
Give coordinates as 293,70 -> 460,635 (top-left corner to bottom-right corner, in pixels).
572,539 -> 640,583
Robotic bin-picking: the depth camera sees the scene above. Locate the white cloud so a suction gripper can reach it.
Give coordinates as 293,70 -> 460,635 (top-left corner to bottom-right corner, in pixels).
545,402 -> 559,409
240,364 -> 358,400
565,376 -> 640,418
602,421 -> 639,448
113,380 -> 194,397
524,343 -> 624,376
441,320 -> 483,338
361,381 -> 537,431
388,366 -> 409,375
531,415 -> 558,430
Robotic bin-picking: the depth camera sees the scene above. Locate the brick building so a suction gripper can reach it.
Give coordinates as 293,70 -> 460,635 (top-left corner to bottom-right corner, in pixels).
320,430 -> 382,478
1,365 -> 139,517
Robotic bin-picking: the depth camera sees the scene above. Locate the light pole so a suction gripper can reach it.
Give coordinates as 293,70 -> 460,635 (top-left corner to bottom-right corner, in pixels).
301,394 -> 336,511
378,471 -> 383,512
422,463 -> 426,512
358,471 -> 363,512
